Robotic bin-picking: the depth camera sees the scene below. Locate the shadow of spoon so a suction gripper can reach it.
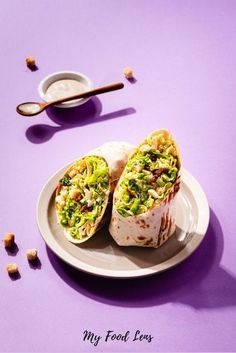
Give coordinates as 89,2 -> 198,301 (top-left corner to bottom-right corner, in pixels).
25,97 -> 136,144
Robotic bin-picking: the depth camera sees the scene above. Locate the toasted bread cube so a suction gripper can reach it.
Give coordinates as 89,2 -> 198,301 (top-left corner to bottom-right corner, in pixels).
26,56 -> 36,67
6,263 -> 18,274
26,248 -> 38,261
3,233 -> 15,248
123,66 -> 133,79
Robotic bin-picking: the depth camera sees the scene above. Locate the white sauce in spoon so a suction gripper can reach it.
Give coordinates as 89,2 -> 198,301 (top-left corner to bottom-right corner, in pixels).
18,103 -> 41,114
45,79 -> 87,103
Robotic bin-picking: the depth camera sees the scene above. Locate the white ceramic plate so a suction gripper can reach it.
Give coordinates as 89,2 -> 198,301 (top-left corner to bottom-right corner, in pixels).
36,167 -> 209,278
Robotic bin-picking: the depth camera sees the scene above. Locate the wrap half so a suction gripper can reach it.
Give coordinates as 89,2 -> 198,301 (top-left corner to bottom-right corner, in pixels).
109,130 -> 181,248
55,142 -> 134,244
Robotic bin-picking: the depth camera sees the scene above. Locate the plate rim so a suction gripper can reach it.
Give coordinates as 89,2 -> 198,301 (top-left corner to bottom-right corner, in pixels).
36,166 -> 210,278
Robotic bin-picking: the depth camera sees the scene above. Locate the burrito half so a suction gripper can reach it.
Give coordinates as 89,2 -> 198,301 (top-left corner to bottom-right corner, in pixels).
109,130 -> 181,248
55,142 -> 134,243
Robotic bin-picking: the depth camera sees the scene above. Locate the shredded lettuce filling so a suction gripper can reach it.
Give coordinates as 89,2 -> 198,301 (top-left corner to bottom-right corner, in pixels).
115,133 -> 180,217
56,156 -> 109,239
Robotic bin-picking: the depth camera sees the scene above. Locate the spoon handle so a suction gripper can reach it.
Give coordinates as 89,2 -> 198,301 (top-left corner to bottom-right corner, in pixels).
45,82 -> 124,107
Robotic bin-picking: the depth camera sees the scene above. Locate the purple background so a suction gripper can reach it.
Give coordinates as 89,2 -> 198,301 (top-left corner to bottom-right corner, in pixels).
1,0 -> 236,351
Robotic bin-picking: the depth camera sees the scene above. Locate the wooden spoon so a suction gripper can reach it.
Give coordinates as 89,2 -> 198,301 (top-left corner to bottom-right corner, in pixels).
16,82 -> 124,116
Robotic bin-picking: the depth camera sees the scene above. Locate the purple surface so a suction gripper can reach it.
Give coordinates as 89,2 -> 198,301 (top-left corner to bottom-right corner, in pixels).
1,1 -> 236,351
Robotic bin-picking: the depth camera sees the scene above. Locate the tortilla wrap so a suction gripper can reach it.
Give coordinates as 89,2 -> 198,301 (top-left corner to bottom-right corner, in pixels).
55,141 -> 135,244
109,130 -> 181,248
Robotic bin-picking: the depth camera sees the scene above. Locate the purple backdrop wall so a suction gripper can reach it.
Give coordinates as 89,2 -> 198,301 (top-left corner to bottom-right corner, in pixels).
0,1 -> 236,352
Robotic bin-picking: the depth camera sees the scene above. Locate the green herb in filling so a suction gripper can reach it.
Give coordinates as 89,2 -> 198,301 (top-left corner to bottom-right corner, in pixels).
60,176 -> 72,186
